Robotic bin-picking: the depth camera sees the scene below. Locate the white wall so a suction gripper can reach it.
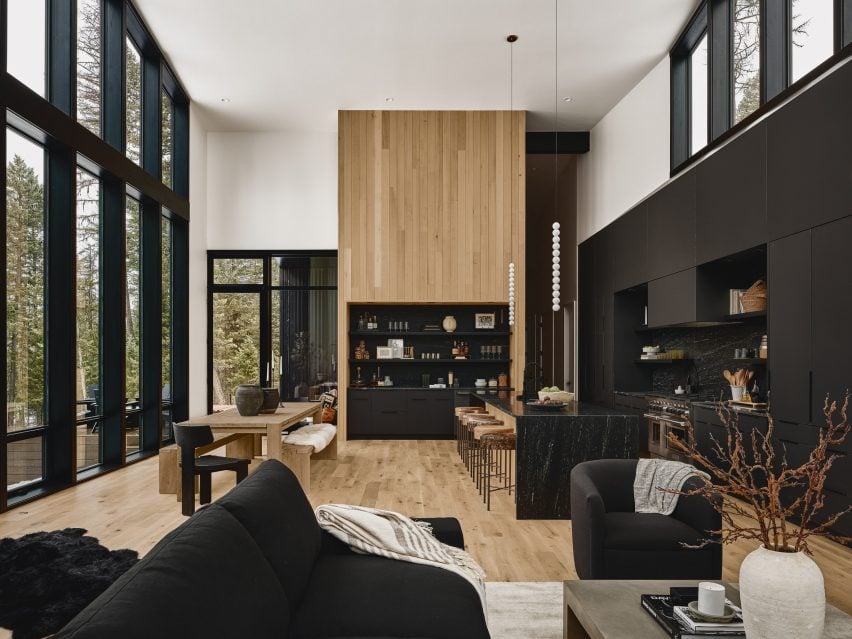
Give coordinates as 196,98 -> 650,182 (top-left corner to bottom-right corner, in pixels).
205,132 -> 338,250
577,56 -> 671,243
188,105 -> 209,417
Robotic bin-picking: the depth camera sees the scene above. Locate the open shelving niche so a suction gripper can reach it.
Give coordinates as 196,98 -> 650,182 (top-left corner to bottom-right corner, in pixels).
348,304 -> 512,388
613,246 -> 768,395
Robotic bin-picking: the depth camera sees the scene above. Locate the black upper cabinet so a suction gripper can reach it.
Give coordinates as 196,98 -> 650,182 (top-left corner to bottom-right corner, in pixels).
811,216 -> 852,415
646,171 -> 696,281
647,269 -> 696,328
609,205 -> 648,292
696,124 -> 767,264
768,231 -> 811,426
767,62 -> 852,240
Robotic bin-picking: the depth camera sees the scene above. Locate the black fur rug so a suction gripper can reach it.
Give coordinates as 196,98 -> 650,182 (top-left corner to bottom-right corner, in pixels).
0,528 -> 138,639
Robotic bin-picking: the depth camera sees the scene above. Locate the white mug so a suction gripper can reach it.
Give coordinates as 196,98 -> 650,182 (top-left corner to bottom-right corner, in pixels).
698,581 -> 726,617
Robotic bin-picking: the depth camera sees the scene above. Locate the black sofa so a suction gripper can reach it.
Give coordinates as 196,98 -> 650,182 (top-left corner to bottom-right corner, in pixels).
56,460 -> 490,639
570,459 -> 722,580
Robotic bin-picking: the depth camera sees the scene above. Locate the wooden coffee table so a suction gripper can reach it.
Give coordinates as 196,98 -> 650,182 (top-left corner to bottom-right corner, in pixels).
563,580 -> 852,639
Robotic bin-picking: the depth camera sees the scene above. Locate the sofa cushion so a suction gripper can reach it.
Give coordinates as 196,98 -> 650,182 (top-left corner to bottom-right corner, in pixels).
55,504 -> 289,639
603,512 -> 705,551
289,554 -> 489,639
216,459 -> 321,610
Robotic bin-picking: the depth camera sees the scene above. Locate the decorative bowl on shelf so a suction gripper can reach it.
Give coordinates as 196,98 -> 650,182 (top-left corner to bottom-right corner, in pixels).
474,379 -> 487,388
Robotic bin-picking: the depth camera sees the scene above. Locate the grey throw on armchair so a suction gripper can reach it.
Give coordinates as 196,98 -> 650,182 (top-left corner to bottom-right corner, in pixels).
570,459 -> 722,580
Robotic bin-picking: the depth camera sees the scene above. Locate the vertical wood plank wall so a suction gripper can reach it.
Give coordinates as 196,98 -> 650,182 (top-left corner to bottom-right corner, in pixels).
338,110 -> 527,439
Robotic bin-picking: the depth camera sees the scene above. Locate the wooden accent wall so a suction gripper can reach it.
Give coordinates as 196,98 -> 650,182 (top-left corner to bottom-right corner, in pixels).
338,110 -> 527,438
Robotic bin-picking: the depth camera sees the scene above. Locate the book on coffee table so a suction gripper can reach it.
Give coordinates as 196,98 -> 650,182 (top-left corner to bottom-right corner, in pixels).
641,594 -> 745,638
673,604 -> 744,633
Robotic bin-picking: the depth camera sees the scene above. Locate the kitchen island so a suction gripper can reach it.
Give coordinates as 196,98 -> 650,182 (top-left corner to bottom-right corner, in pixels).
472,394 -> 641,519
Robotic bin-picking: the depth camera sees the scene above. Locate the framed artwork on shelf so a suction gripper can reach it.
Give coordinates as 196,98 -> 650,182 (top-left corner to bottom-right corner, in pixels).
376,346 -> 393,360
474,313 -> 496,330
388,339 -> 404,359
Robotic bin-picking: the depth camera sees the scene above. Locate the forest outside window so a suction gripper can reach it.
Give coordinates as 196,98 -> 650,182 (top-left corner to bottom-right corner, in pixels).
208,253 -> 338,412
670,0 -> 846,170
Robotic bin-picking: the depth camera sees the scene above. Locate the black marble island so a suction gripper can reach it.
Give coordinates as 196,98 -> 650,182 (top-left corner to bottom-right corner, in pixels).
472,394 -> 640,520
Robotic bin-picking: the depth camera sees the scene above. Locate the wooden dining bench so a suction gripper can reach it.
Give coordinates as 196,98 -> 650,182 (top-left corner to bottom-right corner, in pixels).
159,432 -> 253,497
278,424 -> 338,493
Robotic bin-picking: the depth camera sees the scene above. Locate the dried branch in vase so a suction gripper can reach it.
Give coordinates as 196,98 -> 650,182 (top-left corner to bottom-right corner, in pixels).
665,391 -> 852,554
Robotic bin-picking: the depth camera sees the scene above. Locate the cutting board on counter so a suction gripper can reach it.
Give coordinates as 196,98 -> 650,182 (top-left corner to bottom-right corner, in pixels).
728,400 -> 768,409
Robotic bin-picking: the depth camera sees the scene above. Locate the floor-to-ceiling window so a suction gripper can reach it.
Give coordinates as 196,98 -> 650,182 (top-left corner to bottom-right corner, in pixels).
208,252 -> 338,412
2,1 -> 190,510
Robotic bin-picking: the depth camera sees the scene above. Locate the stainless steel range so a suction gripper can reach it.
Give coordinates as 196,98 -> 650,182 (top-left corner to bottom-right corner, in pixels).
644,394 -> 692,462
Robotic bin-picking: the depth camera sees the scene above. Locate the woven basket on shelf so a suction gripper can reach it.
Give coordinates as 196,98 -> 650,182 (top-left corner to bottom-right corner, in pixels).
740,279 -> 767,312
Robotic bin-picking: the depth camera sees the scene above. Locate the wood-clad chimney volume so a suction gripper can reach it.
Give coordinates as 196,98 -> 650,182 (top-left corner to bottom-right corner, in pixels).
337,110 -> 526,438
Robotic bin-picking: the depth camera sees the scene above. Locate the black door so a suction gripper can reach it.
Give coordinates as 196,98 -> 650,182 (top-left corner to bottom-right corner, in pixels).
767,231 -> 811,425
811,216 -> 852,418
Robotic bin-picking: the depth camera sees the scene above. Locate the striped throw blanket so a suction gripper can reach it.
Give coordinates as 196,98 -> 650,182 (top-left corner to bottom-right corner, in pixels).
315,504 -> 487,614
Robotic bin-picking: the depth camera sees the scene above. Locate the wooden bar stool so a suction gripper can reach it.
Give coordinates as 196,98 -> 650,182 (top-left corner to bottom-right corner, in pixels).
454,407 -> 485,455
460,413 -> 500,472
479,432 -> 516,511
471,423 -> 513,492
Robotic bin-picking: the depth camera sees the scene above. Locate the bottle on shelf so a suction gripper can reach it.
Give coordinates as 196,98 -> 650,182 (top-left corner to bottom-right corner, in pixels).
448,371 -> 454,386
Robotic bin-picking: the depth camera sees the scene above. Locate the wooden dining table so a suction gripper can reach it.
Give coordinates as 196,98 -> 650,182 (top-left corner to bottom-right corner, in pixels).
177,402 -> 323,461
168,403 -> 323,496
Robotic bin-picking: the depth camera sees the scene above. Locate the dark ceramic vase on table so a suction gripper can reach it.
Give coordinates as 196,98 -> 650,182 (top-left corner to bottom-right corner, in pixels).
259,387 -> 280,414
235,384 -> 263,416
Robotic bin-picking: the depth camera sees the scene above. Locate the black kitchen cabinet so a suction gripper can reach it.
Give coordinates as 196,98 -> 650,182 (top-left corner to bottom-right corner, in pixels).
811,216 -> 852,417
646,171 -> 696,281
347,389 -> 454,438
578,240 -> 595,400
767,61 -> 852,240
609,204 -> 648,292
767,230 -> 812,425
647,269 -> 696,328
696,124 -> 767,264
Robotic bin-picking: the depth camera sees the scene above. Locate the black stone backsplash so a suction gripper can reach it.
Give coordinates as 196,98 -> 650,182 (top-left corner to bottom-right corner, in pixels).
647,322 -> 767,399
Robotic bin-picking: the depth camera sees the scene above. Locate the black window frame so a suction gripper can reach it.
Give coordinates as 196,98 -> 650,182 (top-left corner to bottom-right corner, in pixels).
671,0 -> 852,173
207,250 -> 338,414
1,0 -> 190,510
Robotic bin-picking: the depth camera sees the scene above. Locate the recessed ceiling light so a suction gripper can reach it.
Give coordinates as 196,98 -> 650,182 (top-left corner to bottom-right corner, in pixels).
562,97 -> 573,102
220,97 -> 231,103
385,97 -> 394,103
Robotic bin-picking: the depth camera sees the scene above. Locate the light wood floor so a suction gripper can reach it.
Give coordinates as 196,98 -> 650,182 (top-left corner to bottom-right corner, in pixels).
1,440 -> 849,613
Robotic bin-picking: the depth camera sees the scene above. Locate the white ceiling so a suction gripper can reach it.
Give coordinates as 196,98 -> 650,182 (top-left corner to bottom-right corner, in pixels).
134,0 -> 699,133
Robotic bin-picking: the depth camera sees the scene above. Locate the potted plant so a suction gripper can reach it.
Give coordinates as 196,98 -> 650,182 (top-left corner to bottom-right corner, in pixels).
667,392 -> 851,639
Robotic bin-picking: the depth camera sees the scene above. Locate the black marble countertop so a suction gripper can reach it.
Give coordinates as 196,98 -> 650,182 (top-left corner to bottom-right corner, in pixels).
479,394 -> 639,418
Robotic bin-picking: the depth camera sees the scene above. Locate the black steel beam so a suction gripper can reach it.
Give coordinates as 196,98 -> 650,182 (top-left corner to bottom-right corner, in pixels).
763,0 -> 790,101
525,132 -> 590,154
47,0 -> 75,116
3,75 -> 189,219
100,176 -> 127,465
44,146 -> 77,485
102,0 -> 124,151
171,217 -> 189,423
709,0 -> 733,141
140,197 -> 162,451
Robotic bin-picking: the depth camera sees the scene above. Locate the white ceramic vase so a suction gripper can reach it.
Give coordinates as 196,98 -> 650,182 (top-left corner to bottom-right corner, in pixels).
739,545 -> 825,639
442,315 -> 457,332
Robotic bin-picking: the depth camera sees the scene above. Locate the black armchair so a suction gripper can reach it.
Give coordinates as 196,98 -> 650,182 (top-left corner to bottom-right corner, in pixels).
570,459 -> 722,580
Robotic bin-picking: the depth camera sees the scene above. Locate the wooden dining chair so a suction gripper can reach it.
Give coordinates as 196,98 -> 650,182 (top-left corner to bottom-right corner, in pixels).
174,424 -> 250,516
